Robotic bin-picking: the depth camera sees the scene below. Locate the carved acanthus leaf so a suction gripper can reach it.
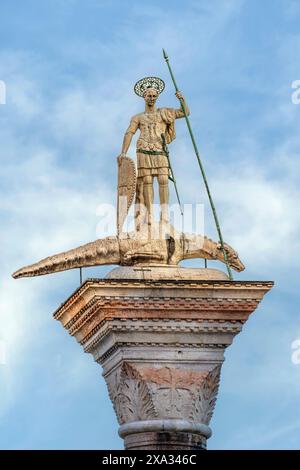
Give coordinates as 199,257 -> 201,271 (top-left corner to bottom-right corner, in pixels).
192,365 -> 221,424
107,362 -> 157,424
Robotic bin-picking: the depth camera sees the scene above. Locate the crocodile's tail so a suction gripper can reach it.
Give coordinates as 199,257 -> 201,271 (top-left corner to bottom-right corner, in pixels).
12,237 -> 120,279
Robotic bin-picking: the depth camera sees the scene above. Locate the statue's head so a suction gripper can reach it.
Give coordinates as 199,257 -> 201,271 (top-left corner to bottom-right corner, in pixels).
134,76 -> 165,100
143,87 -> 159,106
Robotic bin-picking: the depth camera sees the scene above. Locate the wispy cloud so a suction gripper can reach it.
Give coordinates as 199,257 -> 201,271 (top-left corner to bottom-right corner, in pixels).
1,0 -> 300,450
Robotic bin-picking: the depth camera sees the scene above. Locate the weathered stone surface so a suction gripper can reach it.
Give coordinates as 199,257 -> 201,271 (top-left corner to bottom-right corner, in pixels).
106,265 -> 229,281
123,431 -> 207,450
53,267 -> 273,449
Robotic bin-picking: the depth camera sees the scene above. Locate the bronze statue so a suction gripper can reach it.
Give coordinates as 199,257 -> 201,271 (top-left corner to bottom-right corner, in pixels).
12,71 -> 244,280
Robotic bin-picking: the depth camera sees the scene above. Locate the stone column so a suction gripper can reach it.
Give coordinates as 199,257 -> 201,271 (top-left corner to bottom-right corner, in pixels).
53,266 -> 273,450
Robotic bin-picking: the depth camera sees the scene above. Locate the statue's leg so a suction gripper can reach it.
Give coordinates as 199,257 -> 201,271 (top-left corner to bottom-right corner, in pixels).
135,177 -> 145,232
143,175 -> 154,230
158,174 -> 169,224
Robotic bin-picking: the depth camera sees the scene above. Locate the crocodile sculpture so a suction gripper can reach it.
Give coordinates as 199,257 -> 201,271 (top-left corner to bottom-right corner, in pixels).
12,230 -> 244,279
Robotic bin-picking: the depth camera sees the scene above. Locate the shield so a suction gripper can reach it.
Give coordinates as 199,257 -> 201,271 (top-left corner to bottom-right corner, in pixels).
117,156 -> 136,234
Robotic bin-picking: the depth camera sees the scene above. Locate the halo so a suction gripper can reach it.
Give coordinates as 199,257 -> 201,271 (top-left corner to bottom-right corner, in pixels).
134,76 -> 165,97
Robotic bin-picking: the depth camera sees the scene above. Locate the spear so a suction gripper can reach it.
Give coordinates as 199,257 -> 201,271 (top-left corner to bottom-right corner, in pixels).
161,133 -> 183,216
162,48 -> 233,280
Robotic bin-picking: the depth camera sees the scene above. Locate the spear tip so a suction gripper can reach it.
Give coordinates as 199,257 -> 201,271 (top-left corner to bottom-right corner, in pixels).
162,48 -> 168,60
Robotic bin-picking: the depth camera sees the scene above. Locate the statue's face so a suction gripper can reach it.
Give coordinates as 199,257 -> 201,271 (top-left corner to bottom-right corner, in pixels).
143,88 -> 158,106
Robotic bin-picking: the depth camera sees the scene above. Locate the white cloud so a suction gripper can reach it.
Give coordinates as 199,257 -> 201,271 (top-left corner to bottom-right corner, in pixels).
1,0 -> 300,450
168,136 -> 300,276
213,166 -> 300,271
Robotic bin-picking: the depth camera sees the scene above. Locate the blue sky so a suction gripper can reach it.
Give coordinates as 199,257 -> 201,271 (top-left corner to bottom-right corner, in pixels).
1,0 -> 300,450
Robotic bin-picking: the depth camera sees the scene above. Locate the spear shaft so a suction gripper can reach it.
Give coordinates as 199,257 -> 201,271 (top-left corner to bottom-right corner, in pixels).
161,133 -> 183,216
163,48 -> 233,280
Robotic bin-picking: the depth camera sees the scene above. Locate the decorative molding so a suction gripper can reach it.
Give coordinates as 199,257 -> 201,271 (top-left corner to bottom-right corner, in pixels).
61,293 -> 258,342
93,342 -> 229,361
83,319 -> 243,352
53,278 -> 274,321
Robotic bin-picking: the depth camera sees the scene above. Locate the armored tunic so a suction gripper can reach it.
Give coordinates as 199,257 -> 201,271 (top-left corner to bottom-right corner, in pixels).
126,107 -> 184,176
